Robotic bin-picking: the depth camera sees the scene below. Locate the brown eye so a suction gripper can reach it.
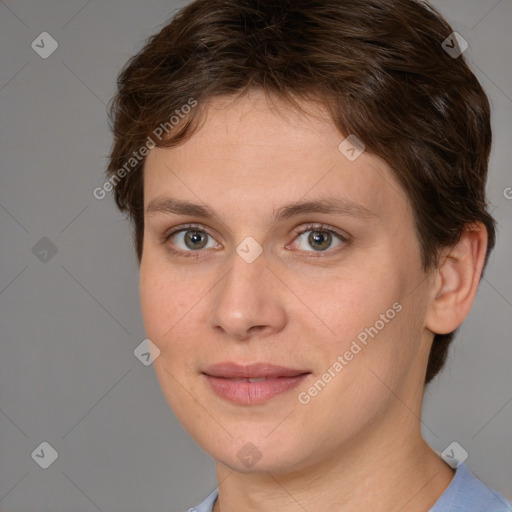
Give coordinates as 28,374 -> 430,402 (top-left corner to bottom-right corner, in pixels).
165,225 -> 219,256
307,230 -> 333,251
291,225 -> 347,254
183,230 -> 209,250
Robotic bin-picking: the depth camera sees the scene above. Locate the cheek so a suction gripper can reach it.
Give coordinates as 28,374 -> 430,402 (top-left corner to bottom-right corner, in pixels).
302,300 -> 421,440
139,255 -> 212,379
139,256 -> 186,352
307,261 -> 421,388
139,259 -> 202,414
309,266 -> 403,349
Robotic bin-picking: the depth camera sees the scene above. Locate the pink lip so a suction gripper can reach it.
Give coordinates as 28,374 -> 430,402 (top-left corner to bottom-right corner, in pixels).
203,362 -> 310,405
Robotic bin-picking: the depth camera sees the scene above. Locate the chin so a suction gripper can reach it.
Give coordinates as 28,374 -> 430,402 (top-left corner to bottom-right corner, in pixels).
204,433 -> 311,475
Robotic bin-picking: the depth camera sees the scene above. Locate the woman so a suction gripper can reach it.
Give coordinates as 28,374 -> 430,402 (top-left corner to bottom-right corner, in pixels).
105,1 -> 511,510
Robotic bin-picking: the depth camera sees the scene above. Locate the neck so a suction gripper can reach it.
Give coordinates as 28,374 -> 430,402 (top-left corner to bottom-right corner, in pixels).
213,409 -> 455,512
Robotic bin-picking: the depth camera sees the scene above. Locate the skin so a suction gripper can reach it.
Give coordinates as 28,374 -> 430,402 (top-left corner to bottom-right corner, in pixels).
139,89 -> 488,511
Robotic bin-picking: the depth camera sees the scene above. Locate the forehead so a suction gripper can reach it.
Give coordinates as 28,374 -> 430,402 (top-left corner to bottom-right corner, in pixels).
143,90 -> 410,225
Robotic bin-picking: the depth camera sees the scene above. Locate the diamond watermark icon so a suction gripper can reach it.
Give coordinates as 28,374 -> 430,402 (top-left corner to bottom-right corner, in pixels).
31,32 -> 59,59
32,237 -> 58,263
338,134 -> 365,161
442,32 -> 468,59
134,338 -> 161,366
236,236 -> 263,264
31,441 -> 58,469
237,442 -> 263,468
441,441 -> 468,469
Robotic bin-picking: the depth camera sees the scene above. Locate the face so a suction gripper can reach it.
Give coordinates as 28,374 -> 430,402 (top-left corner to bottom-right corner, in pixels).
140,90 -> 435,473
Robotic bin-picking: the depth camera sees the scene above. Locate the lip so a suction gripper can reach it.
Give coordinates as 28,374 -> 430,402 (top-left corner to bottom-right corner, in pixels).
202,362 -> 311,405
203,361 -> 309,379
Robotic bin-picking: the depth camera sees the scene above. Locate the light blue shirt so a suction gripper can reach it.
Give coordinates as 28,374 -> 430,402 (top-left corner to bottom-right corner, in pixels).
188,462 -> 511,512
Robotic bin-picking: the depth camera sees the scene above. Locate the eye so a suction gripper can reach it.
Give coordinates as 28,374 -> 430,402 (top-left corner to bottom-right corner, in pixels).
164,224 -> 220,257
288,224 -> 348,254
163,223 -> 349,258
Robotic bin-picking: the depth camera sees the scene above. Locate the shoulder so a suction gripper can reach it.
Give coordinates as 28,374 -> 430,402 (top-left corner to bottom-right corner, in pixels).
429,462 -> 511,512
187,488 -> 219,512
185,465 -> 512,512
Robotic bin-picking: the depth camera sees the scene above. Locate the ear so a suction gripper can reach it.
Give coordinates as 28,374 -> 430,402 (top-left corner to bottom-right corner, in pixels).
425,222 -> 489,335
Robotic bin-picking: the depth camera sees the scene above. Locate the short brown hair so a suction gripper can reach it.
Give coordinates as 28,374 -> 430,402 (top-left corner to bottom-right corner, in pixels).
106,0 -> 496,385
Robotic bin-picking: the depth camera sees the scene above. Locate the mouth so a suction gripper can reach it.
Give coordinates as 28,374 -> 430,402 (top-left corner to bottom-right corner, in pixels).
202,362 -> 311,405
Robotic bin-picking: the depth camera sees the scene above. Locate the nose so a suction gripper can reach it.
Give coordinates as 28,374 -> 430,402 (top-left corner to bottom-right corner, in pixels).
208,248 -> 288,342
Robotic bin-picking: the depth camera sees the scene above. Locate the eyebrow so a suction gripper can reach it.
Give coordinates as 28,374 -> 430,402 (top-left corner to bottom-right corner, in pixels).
146,195 -> 377,224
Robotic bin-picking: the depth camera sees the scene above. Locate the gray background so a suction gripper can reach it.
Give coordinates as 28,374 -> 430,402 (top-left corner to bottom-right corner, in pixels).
0,0 -> 511,510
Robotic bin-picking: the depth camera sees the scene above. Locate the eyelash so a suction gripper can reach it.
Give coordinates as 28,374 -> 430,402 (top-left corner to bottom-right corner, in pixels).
162,223 -> 350,258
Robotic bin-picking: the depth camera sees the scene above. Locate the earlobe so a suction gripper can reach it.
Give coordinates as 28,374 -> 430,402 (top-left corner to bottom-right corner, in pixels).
426,222 -> 488,335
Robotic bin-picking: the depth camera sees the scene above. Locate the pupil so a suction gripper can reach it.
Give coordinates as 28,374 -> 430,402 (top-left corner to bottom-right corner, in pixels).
309,230 -> 331,251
